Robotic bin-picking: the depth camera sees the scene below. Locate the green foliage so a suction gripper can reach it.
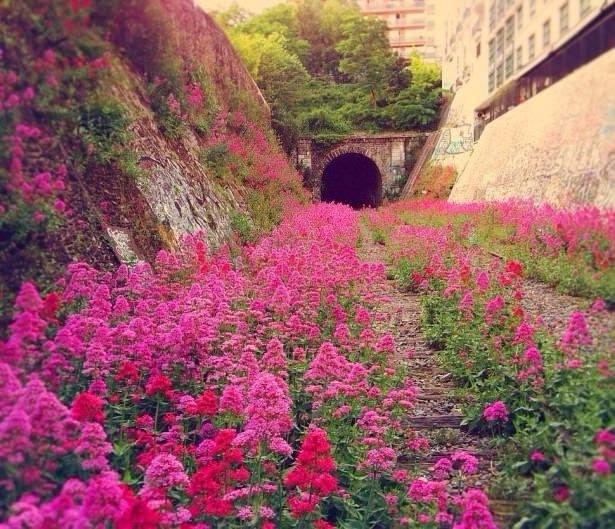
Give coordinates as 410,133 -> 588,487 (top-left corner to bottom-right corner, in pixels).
228,30 -> 309,150
78,96 -> 131,164
336,14 -> 399,106
199,143 -> 241,184
188,66 -> 219,137
420,288 -> 615,527
299,107 -> 351,147
229,210 -> 254,244
218,0 -> 442,147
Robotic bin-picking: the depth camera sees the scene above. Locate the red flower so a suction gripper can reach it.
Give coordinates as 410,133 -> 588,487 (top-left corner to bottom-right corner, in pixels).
115,361 -> 139,384
195,389 -> 217,416
69,0 -> 91,13
71,391 -> 104,423
553,485 -> 570,503
116,489 -> 160,529
145,373 -> 173,398
41,292 -> 60,320
189,429 -> 248,518
314,520 -> 335,529
288,494 -> 319,518
504,260 -> 523,277
285,426 -> 337,518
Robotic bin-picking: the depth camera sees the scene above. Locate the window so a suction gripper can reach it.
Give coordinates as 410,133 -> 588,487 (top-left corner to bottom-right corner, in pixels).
497,0 -> 506,20
496,63 -> 504,87
516,5 -> 523,30
505,16 -> 514,47
516,46 -> 523,69
476,41 -> 481,57
489,1 -> 496,30
505,53 -> 514,78
528,33 -> 536,59
543,19 -> 551,47
580,0 -> 591,17
489,71 -> 495,92
496,28 -> 505,57
560,2 -> 569,34
529,0 -> 536,15
488,38 -> 496,66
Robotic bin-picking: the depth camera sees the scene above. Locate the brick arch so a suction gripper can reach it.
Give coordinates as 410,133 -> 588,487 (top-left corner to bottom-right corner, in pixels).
319,146 -> 386,180
313,146 -> 386,201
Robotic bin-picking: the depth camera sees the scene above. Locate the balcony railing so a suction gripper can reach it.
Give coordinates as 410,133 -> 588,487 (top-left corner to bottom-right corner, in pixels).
362,7 -> 425,15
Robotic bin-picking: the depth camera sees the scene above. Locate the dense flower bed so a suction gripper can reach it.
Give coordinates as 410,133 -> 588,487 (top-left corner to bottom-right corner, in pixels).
1,203 -> 496,529
365,201 -> 614,528
368,199 -> 615,302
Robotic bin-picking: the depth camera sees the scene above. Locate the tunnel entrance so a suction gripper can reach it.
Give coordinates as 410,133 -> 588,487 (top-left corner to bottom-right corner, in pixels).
321,153 -> 382,209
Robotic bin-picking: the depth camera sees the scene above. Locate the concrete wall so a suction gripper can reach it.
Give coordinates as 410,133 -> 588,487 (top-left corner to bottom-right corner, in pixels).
450,49 -> 615,208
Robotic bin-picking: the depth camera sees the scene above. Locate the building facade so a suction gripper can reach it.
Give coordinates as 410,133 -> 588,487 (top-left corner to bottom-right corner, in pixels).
356,0 -> 440,61
442,1 -> 486,91
479,0 -> 614,123
441,0 -> 614,131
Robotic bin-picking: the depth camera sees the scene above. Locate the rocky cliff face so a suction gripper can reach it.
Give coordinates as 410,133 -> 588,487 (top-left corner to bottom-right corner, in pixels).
0,0 -> 304,320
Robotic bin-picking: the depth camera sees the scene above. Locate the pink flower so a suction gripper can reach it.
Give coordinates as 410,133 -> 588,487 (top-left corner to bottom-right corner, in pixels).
452,450 -> 478,474
453,489 -> 496,529
269,436 -> 292,457
475,270 -> 489,291
559,311 -> 592,352
375,334 -> 395,354
219,384 -> 244,415
144,453 -> 189,490
553,485 -> 569,503
458,290 -> 474,316
363,447 -> 396,472
483,401 -> 508,422
185,82 -> 204,107
76,422 -> 111,471
233,372 -> 291,449
530,450 -> 545,462
590,299 -> 606,313
431,457 -> 452,479
591,458 -> 611,475
595,429 -> 615,446
236,505 -> 253,520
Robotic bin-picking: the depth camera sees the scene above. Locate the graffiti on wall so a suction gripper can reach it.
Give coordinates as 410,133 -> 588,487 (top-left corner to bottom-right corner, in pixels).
432,124 -> 474,160
482,136 -> 615,206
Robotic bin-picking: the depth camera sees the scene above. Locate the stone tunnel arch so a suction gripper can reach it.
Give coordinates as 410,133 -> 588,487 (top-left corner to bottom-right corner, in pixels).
320,152 -> 383,209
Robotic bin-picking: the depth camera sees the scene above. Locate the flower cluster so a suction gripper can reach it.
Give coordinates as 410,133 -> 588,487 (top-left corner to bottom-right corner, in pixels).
284,426 -> 337,519
365,198 -> 614,526
2,202 -> 498,527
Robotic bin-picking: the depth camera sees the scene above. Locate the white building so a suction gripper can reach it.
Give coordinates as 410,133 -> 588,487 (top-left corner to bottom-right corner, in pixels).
356,0 -> 440,61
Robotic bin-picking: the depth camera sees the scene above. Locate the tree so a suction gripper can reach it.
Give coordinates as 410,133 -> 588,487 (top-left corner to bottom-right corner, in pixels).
336,14 -> 398,106
219,0 -> 442,141
294,0 -> 355,78
390,54 -> 442,129
212,2 -> 249,28
228,31 -> 309,150
237,4 -> 309,62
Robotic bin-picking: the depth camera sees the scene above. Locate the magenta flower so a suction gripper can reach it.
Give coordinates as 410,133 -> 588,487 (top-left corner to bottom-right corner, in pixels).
483,401 -> 509,422
591,458 -> 611,475
144,453 -> 189,490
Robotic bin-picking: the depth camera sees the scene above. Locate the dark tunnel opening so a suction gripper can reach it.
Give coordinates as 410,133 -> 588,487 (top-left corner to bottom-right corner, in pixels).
321,153 -> 382,209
